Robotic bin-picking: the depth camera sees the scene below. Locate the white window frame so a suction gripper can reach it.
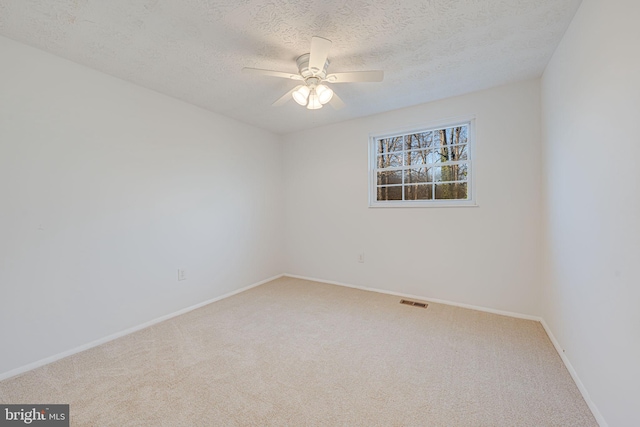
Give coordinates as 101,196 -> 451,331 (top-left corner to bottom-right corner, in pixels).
368,116 -> 477,208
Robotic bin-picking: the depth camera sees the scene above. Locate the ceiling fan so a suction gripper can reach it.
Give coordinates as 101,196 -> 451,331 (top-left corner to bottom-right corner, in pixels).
242,36 -> 384,110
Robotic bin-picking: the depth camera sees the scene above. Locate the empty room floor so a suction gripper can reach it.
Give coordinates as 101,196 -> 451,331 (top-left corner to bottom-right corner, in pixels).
0,277 -> 597,426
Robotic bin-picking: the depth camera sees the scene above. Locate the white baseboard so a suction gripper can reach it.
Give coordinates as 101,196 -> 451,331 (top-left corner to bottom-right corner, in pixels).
0,274 -> 284,382
284,273 -> 607,427
283,273 -> 541,321
539,319 -> 608,427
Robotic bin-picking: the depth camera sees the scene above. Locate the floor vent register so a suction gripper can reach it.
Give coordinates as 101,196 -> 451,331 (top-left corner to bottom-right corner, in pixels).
399,299 -> 428,309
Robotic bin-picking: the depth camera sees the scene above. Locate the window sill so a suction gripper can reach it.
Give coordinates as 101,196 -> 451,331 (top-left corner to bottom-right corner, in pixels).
368,200 -> 479,208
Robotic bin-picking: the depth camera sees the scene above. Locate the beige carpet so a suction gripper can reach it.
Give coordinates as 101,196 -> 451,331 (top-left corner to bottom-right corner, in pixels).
0,277 -> 597,426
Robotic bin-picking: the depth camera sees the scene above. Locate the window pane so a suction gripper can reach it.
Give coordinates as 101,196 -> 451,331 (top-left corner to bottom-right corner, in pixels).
434,182 -> 468,200
377,170 -> 402,185
405,134 -> 419,150
404,184 -> 433,200
427,148 -> 447,163
377,152 -> 403,168
451,144 -> 468,161
438,145 -> 449,162
435,129 -> 447,147
405,132 -> 434,150
436,126 -> 468,147
389,136 -> 403,152
377,136 -> 404,154
404,168 -> 432,183
433,164 -> 468,182
456,126 -> 469,145
377,186 -> 403,201
404,150 -> 429,166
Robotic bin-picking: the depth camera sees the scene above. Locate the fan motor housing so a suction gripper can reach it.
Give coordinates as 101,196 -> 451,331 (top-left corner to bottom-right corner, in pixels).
296,53 -> 330,79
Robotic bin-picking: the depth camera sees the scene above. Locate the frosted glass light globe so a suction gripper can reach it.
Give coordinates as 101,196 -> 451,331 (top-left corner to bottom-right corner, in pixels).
315,84 -> 334,104
306,91 -> 323,109
292,86 -> 310,106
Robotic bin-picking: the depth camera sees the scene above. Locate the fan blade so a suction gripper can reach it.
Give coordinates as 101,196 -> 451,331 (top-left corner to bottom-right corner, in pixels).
325,70 -> 384,83
242,68 -> 303,80
329,92 -> 345,110
309,36 -> 332,75
272,85 -> 302,107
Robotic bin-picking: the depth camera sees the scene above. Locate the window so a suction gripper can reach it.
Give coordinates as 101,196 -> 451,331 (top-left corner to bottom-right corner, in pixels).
369,119 -> 475,207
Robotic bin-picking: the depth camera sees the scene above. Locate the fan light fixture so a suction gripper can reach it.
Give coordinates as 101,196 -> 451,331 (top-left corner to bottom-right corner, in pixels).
292,83 -> 334,109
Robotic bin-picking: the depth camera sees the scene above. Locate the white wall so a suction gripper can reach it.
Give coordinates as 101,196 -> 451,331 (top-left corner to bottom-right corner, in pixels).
283,80 -> 543,316
0,36 -> 284,376
541,0 -> 640,425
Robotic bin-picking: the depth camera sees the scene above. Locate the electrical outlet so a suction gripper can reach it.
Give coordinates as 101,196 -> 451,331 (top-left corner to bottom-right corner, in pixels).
178,268 -> 187,281
358,253 -> 365,263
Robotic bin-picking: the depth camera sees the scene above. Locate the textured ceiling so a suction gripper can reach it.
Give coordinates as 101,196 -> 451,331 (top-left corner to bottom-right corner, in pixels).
0,0 -> 582,134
